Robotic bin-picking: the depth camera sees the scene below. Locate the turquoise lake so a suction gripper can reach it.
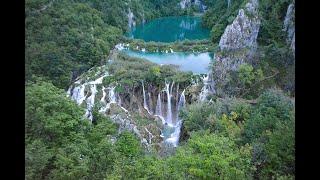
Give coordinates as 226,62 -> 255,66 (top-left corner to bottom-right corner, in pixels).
123,16 -> 213,74
126,16 -> 210,42
122,50 -> 213,74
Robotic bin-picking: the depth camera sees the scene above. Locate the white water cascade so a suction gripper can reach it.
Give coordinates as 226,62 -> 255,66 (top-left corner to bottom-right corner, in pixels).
227,0 -> 231,8
109,86 -> 116,103
177,89 -> 186,115
156,93 -> 163,116
127,8 -> 136,29
199,74 -> 210,102
148,92 -> 153,114
142,81 -> 152,114
71,85 -> 86,105
165,81 -> 173,125
85,84 -> 97,121
100,86 -> 107,104
165,89 -> 185,147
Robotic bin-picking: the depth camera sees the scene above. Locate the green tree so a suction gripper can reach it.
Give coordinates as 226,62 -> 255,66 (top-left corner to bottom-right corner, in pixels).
165,132 -> 253,179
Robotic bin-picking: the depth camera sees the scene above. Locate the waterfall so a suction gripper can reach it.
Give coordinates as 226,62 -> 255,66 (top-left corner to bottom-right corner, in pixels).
142,81 -> 151,114
109,86 -> 116,103
100,86 -> 106,104
156,93 -> 163,117
177,89 -> 186,115
165,81 -> 173,125
99,86 -> 116,114
175,83 -> 180,110
164,89 -> 185,147
165,120 -> 182,147
148,92 -> 153,114
199,74 -> 210,101
227,0 -> 231,8
170,81 -> 175,95
128,8 -> 136,29
72,85 -> 86,105
85,84 -> 97,121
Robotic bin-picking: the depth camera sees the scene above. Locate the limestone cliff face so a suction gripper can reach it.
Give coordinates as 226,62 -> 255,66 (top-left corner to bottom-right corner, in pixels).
179,0 -> 207,12
218,0 -> 260,51
211,0 -> 261,97
283,2 -> 295,53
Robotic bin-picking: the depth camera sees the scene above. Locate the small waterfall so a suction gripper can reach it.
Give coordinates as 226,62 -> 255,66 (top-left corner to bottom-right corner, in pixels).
156,93 -> 163,117
72,85 -> 86,105
85,84 -> 97,121
109,86 -> 116,103
199,73 -> 215,101
177,89 -> 186,115
148,92 -> 153,114
227,0 -> 231,8
165,120 -> 182,147
165,89 -> 185,147
165,81 -> 173,125
99,86 -> 116,113
128,8 -> 136,29
170,81 -> 175,95
175,83 -> 180,106
100,86 -> 106,104
142,81 -> 151,114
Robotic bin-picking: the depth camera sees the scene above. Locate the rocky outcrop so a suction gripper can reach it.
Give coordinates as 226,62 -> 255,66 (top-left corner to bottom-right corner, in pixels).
218,0 -> 260,50
179,0 -> 207,12
210,0 -> 261,97
283,2 -> 295,53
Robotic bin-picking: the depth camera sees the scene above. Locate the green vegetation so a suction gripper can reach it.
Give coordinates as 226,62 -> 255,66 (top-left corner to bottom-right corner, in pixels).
180,89 -> 295,179
26,0 -> 123,89
202,0 -> 246,44
257,0 -> 295,95
25,0 -> 295,179
124,38 -> 215,53
108,52 -> 194,91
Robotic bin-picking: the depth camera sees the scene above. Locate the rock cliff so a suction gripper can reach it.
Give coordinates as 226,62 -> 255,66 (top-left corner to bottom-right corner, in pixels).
283,1 -> 295,54
210,0 -> 261,97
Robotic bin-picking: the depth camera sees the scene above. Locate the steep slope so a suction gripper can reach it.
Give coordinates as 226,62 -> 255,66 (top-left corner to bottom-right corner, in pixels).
209,0 -> 261,97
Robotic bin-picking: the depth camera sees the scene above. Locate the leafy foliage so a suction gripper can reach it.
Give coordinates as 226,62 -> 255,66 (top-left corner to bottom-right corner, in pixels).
25,0 -> 295,179
202,0 -> 246,43
26,0 -> 123,89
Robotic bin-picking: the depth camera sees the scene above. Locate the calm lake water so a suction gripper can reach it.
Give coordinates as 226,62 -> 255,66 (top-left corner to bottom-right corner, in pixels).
122,50 -> 213,74
126,16 -> 210,42
123,16 -> 213,74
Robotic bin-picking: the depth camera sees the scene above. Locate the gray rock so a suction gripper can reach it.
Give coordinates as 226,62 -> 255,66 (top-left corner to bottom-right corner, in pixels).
283,2 -> 295,53
211,0 -> 261,97
218,0 -> 260,51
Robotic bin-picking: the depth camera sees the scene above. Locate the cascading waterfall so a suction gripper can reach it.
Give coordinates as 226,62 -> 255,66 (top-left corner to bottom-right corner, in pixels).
71,85 -> 86,105
85,84 -> 97,121
100,86 -> 106,104
177,89 -> 186,115
165,81 -> 173,125
155,92 -> 166,124
148,92 -> 153,114
199,74 -> 209,102
227,0 -> 231,8
142,81 -> 151,114
156,93 -> 163,116
127,8 -> 136,29
175,83 -> 180,120
109,86 -> 116,103
165,89 -> 185,147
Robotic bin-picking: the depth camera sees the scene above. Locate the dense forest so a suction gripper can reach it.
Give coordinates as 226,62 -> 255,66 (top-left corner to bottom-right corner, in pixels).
26,0 -> 295,179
